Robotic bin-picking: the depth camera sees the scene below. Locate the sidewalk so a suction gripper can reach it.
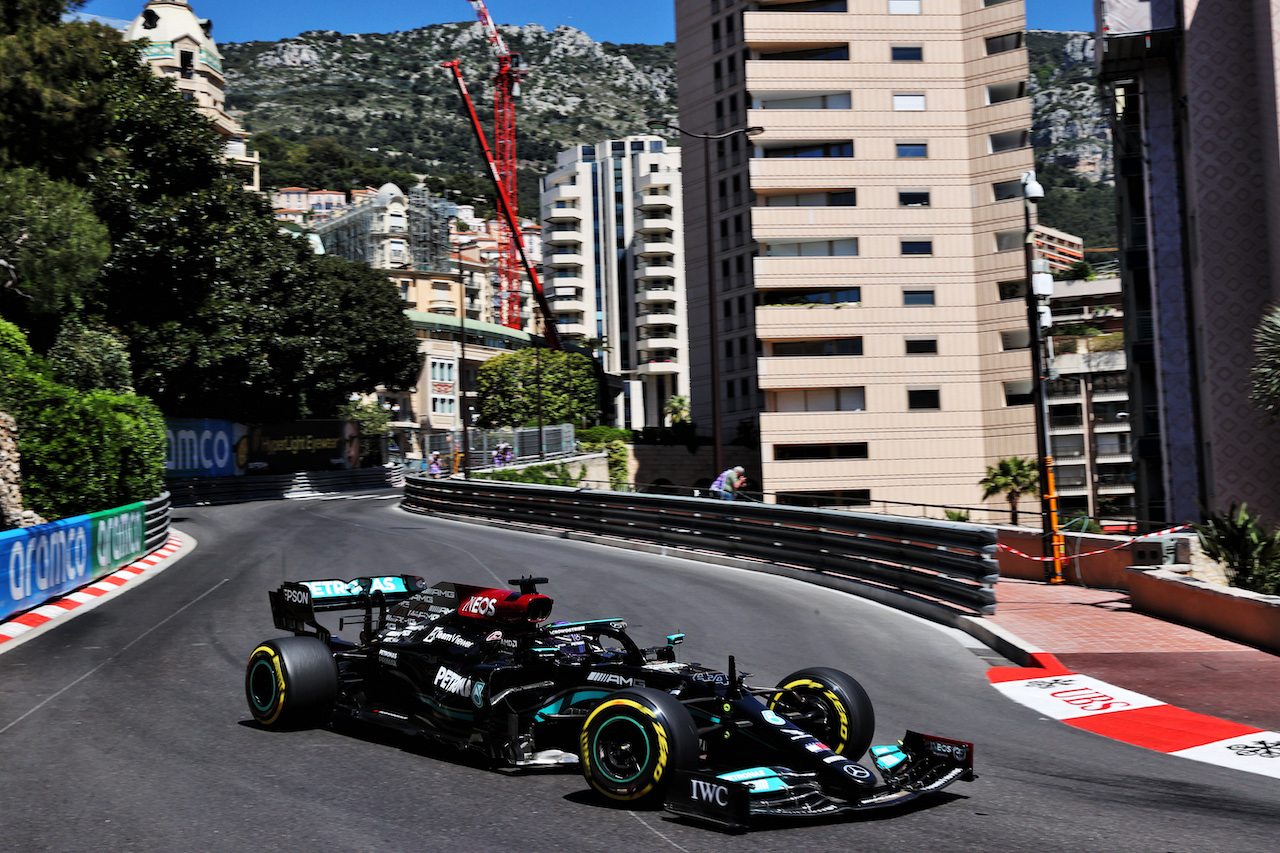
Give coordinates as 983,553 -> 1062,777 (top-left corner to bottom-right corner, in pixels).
982,577 -> 1280,774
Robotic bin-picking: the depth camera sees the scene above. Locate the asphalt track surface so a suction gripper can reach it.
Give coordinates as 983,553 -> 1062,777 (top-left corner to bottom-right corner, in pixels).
2,493 -> 1278,853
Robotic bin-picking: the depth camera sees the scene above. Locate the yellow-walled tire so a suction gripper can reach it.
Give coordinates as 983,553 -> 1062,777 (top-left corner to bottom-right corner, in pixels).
245,637 -> 338,728
580,687 -> 699,805
769,667 -> 875,759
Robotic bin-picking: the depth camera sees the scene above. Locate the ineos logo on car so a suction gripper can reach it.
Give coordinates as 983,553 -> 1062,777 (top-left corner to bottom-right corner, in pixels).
460,595 -> 497,617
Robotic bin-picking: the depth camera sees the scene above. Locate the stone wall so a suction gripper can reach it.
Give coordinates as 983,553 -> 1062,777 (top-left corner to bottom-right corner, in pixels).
0,410 -> 42,529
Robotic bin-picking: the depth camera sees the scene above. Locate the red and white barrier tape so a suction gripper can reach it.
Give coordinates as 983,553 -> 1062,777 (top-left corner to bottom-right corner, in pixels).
997,524 -> 1193,562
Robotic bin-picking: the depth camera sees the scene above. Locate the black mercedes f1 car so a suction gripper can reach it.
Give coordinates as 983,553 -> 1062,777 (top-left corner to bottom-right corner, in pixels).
245,575 -> 973,830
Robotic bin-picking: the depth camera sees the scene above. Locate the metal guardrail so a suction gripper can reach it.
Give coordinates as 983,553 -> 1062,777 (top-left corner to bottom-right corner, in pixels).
167,467 -> 404,507
402,476 -> 998,614
143,492 -> 172,552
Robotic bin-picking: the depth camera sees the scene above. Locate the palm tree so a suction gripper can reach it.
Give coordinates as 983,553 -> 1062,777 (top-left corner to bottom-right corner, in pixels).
979,457 -> 1039,526
663,394 -> 691,425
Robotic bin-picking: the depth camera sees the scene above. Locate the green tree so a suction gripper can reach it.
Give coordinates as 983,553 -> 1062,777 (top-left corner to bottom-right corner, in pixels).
0,166 -> 109,315
1192,503 -> 1280,595
45,318 -> 132,392
1250,305 -> 1280,421
663,393 -> 691,425
979,457 -> 1039,526
0,317 -> 164,520
476,348 -> 597,427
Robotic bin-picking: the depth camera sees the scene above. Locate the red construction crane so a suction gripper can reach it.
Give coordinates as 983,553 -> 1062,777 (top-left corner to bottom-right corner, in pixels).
442,59 -> 560,351
462,0 -> 525,332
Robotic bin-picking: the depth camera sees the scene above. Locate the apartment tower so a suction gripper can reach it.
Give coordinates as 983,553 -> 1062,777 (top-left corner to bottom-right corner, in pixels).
540,136 -> 688,429
675,0 -> 1037,511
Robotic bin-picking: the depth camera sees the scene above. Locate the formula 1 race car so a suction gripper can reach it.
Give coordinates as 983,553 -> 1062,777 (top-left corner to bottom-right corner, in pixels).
244,575 -> 973,830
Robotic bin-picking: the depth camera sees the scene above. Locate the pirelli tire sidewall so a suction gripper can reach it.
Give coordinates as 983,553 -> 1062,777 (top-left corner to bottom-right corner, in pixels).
769,666 -> 876,760
244,636 -> 338,728
580,687 -> 699,805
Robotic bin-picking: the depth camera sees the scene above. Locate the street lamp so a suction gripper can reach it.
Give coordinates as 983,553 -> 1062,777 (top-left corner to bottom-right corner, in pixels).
1022,170 -> 1066,583
647,120 -> 764,474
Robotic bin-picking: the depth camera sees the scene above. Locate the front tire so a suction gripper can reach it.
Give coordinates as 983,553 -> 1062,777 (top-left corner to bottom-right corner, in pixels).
580,687 -> 700,805
245,636 -> 338,728
769,667 -> 875,759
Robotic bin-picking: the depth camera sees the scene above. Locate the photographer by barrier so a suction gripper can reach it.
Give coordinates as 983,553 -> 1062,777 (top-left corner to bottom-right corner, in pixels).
1,492 -> 171,623
402,476 -> 998,614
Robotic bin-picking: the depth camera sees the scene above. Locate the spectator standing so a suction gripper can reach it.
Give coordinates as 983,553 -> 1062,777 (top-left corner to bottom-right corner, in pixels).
428,451 -> 442,477
710,466 -> 745,501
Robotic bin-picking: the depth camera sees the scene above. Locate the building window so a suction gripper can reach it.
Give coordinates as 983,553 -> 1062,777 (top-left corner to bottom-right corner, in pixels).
998,279 -> 1026,300
772,387 -> 866,412
903,289 -> 934,305
901,240 -> 933,255
986,81 -> 1026,104
772,338 -> 863,356
985,32 -> 1023,55
759,45 -> 850,61
888,0 -> 921,13
907,388 -> 941,410
898,189 -> 930,207
905,338 -> 938,354
995,230 -> 1023,252
765,0 -> 849,9
762,141 -> 854,158
1052,434 -> 1086,458
757,92 -> 851,109
777,489 -> 871,507
775,443 -> 869,461
892,45 -> 923,61
989,130 -> 1029,153
761,287 -> 861,305
1001,329 -> 1030,350
993,179 -> 1022,201
893,93 -> 926,111
762,190 -> 856,206
1004,380 -> 1034,406
896,141 -> 927,158
763,238 -> 858,256
1096,432 -> 1131,456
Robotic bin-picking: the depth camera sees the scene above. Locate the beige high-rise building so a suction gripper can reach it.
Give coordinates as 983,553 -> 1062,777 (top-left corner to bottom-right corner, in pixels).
674,0 -> 1037,512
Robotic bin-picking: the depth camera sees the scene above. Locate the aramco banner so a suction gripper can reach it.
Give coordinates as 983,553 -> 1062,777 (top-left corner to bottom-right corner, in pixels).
1,501 -> 147,623
165,419 -> 248,478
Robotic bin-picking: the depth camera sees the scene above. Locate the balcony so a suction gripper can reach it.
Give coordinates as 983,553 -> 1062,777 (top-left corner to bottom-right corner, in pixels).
638,217 -> 675,232
544,228 -> 584,245
636,264 -> 678,281
636,284 -> 677,303
636,358 -> 681,376
637,240 -> 677,256
545,203 -> 582,221
554,321 -> 590,338
543,183 -> 582,203
637,310 -> 679,325
636,327 -> 681,349
545,251 -> 586,267
636,190 -> 675,209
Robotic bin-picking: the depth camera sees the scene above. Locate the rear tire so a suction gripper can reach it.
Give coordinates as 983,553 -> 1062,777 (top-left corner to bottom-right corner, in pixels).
580,687 -> 700,805
769,667 -> 875,759
245,636 -> 338,728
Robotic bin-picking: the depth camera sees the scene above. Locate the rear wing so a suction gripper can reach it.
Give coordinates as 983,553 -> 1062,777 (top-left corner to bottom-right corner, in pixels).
268,575 -> 428,643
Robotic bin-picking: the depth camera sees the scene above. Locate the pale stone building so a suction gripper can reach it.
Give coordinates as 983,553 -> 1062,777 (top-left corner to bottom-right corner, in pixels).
123,0 -> 260,191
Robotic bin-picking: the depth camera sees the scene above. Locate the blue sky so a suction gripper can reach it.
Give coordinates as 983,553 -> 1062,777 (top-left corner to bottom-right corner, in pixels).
78,0 -> 1095,45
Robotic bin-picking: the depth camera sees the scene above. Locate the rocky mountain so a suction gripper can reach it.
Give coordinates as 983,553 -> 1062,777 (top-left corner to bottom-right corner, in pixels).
1029,30 -> 1111,183
223,24 -> 1113,247
222,23 -> 679,180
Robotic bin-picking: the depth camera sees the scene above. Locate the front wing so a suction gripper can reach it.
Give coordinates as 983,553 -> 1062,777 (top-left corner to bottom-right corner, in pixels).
664,731 -> 974,831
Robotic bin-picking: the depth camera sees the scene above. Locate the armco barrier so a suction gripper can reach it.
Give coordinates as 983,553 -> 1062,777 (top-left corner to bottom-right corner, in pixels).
403,477 -> 998,614
168,466 -> 404,507
1,492 -> 172,623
